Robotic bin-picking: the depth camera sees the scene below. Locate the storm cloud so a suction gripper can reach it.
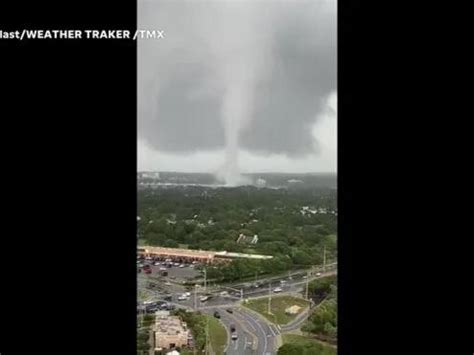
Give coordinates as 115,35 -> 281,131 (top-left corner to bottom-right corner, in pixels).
138,0 -> 336,177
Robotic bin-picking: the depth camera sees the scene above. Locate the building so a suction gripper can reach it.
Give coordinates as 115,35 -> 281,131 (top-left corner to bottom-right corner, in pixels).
256,178 -> 266,188
154,312 -> 190,351
138,246 -> 219,264
138,246 -> 273,264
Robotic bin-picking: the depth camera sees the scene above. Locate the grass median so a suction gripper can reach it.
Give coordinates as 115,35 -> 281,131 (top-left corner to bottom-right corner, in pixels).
244,295 -> 310,325
206,315 -> 227,355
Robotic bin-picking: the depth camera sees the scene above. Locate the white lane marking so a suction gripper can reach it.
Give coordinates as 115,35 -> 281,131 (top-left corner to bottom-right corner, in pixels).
239,310 -> 268,354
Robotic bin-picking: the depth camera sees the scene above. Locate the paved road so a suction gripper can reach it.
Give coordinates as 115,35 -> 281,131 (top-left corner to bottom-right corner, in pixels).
138,266 -> 337,354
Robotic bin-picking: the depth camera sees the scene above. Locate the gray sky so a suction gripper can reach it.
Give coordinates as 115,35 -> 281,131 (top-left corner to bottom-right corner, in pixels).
138,0 -> 337,174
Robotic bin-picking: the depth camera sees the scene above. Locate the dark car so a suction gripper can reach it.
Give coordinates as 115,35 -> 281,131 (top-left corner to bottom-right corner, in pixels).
213,311 -> 220,319
226,309 -> 233,314
230,324 -> 236,332
164,295 -> 172,301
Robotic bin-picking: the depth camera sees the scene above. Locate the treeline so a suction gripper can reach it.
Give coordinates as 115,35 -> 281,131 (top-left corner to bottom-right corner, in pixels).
303,276 -> 337,342
137,186 -> 337,280
172,309 -> 207,351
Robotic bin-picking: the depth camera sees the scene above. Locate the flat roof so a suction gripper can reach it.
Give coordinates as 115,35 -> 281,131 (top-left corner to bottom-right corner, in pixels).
139,246 -> 217,258
139,246 -> 273,260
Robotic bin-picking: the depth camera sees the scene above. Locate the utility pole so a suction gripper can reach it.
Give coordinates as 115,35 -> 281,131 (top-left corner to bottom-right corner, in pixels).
194,284 -> 198,310
255,271 -> 258,285
240,288 -> 243,302
323,246 -> 327,273
305,268 -> 312,300
203,267 -> 207,291
268,282 -> 272,315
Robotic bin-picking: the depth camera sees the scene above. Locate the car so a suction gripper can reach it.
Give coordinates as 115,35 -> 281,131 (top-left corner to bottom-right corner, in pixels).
273,287 -> 282,293
144,269 -> 152,274
230,324 -> 236,332
164,295 -> 172,301
154,262 -> 161,266
200,296 -> 209,302
213,311 -> 220,318
220,291 -> 229,297
231,334 -> 238,341
159,267 -> 167,271
184,292 -> 191,297
164,282 -> 171,286
280,280 -> 287,284
302,275 -> 308,279
190,264 -> 195,268
179,264 -> 185,268
145,257 -> 152,260
137,263 -> 144,268
177,295 -> 187,301
173,262 -> 180,266
226,309 -> 233,314
316,272 -> 322,276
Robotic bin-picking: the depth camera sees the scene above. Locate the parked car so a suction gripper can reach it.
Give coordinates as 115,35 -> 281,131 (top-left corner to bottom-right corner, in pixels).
200,296 -> 209,302
144,269 -> 152,274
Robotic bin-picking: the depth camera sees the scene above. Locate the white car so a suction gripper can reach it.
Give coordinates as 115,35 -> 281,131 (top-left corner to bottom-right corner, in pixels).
316,272 -> 322,276
159,267 -> 167,271
154,262 -> 161,266
177,295 -> 187,301
273,287 -> 283,293
179,264 -> 185,268
164,282 -> 171,286
184,292 -> 191,297
280,280 -> 287,284
220,291 -> 229,297
173,262 -> 180,266
200,296 -> 209,302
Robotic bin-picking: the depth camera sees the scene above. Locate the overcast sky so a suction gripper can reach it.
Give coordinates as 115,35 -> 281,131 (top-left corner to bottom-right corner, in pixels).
138,0 -> 337,174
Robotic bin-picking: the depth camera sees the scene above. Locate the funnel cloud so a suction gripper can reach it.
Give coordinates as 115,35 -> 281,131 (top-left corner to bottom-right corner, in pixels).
138,0 -> 337,182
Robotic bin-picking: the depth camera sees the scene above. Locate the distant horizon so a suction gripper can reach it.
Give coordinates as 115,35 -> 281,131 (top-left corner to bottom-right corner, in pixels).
137,170 -> 337,175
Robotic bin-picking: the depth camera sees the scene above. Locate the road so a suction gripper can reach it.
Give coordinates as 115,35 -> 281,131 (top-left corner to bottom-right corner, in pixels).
138,264 -> 337,354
